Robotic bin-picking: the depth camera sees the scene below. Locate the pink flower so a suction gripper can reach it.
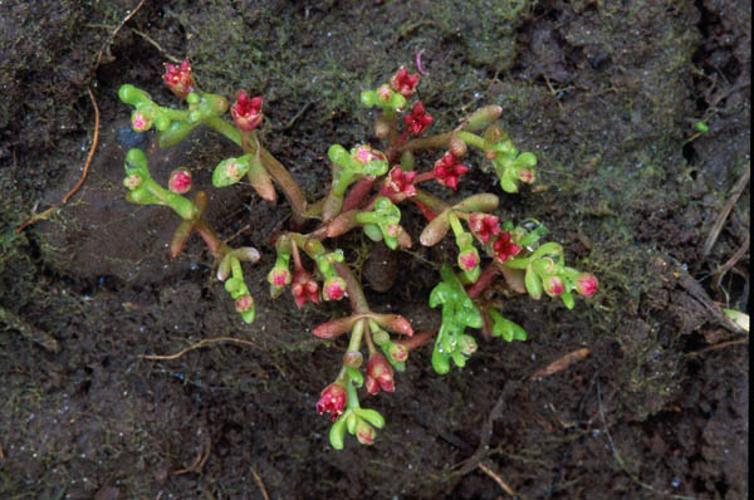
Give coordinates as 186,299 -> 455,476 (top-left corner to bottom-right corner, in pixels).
389,66 -> 421,97
575,273 -> 598,297
365,353 -> 395,395
267,267 -> 292,288
162,59 -> 195,99
543,276 -> 565,297
131,111 -> 151,132
353,144 -> 385,165
291,269 -> 319,308
492,232 -> 521,262
518,168 -> 536,184
322,276 -> 347,302
433,152 -> 469,191
468,214 -> 500,244
316,383 -> 347,421
168,168 -> 192,194
234,295 -> 254,312
389,343 -> 409,363
231,90 -> 263,132
403,101 -> 433,136
458,248 -> 480,273
123,174 -> 142,190
381,166 -> 417,202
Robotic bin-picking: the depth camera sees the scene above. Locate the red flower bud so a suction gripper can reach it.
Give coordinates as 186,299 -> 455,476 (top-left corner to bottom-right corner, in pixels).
234,294 -> 254,312
380,166 -> 417,202
433,152 -> 469,191
291,269 -> 319,308
575,273 -> 598,297
168,168 -> 192,194
518,168 -> 536,184
468,213 -> 501,244
403,101 -> 433,136
389,343 -> 409,363
323,276 -> 347,302
231,90 -> 263,132
543,275 -> 565,297
492,232 -> 521,263
356,420 -> 376,445
316,382 -> 347,421
365,353 -> 395,395
389,66 -> 421,97
162,59 -> 195,99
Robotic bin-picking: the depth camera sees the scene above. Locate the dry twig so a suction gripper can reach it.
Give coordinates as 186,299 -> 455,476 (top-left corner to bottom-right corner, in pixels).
702,165 -> 750,258
94,0 -> 149,68
251,467 -> 271,500
478,462 -> 516,496
140,337 -> 259,361
531,348 -> 591,380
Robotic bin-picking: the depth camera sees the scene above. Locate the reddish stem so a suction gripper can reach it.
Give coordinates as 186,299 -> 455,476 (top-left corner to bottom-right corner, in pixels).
333,261 -> 370,314
342,177 -> 376,212
467,263 -> 500,299
413,171 -> 435,184
397,330 -> 435,350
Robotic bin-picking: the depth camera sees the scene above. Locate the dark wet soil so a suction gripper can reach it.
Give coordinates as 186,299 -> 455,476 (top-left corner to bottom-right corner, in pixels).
0,0 -> 749,498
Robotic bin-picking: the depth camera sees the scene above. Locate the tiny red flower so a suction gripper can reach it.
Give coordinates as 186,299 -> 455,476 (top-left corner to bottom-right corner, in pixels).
403,101 -> 433,136
543,275 -> 565,297
291,269 -> 319,308
168,168 -> 192,194
575,273 -> 598,297
316,382 -> 347,421
468,214 -> 500,244
323,276 -> 347,302
162,59 -> 195,99
231,91 -> 264,132
365,353 -> 395,395
390,66 -> 421,97
381,166 -> 417,202
492,232 -> 521,262
433,152 -> 469,191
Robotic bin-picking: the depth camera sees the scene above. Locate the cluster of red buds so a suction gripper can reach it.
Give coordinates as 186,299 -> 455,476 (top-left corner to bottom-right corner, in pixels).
118,60 -> 600,450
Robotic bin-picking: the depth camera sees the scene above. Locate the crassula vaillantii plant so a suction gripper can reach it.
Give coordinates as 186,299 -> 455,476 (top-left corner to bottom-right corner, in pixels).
119,60 -> 599,449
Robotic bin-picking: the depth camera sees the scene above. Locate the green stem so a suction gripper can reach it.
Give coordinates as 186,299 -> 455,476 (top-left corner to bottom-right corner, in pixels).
204,116 -> 243,147
414,189 -> 450,213
456,131 -> 488,150
400,132 -> 452,152
345,373 -> 361,409
347,319 -> 366,354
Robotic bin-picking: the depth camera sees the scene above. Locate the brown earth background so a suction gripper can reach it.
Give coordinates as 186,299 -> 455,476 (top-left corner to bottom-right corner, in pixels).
0,0 -> 749,498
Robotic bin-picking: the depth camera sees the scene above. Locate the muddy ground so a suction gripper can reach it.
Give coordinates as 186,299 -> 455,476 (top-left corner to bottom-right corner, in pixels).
0,0 -> 749,498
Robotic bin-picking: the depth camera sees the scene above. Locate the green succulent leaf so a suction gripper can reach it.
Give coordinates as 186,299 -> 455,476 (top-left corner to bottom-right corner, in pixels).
329,415 -> 347,450
354,408 -> 385,429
